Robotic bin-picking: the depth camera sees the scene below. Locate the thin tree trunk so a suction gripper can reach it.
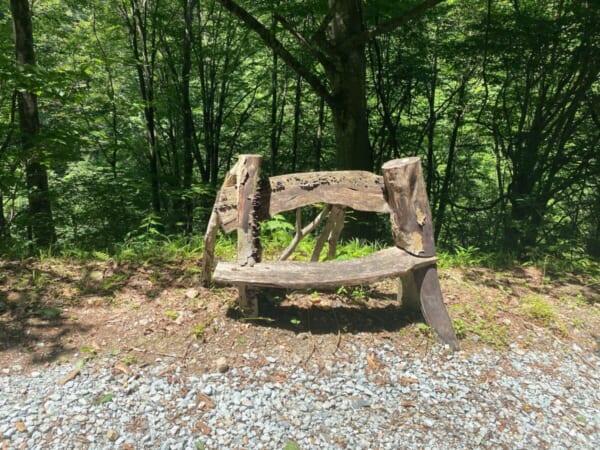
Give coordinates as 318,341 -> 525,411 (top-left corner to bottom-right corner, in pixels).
181,0 -> 196,234
425,45 -> 438,200
434,74 -> 468,240
270,40 -> 279,175
10,0 -> 56,247
291,75 -> 302,172
122,0 -> 161,214
0,190 -> 8,240
314,96 -> 325,171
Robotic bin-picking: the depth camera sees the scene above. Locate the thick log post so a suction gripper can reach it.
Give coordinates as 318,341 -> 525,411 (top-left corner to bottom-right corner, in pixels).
201,158 -> 243,287
236,154 -> 262,315
382,157 -> 459,350
201,210 -> 220,287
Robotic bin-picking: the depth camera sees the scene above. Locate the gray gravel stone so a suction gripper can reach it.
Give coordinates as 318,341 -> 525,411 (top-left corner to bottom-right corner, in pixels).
1,346 -> 599,449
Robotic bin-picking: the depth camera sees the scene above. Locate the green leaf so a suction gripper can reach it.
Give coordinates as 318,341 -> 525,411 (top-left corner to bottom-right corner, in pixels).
283,440 -> 301,450
94,393 -> 114,405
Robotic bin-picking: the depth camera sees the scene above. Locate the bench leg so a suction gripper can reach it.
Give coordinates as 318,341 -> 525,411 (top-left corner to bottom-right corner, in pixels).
237,284 -> 259,317
398,272 -> 420,311
413,265 -> 459,350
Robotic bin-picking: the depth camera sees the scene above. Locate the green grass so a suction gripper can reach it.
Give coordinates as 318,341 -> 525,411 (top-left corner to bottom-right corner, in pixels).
450,300 -> 510,347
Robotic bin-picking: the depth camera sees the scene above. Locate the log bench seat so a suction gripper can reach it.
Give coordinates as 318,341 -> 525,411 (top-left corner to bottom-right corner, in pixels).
213,248 -> 437,290
201,154 -> 459,350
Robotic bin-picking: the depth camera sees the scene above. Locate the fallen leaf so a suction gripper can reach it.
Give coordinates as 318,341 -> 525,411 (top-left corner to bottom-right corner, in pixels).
274,371 -> 288,383
283,440 -> 301,450
58,367 -> 81,385
196,393 -> 215,410
15,421 -> 27,433
94,393 -> 114,406
400,376 -> 419,385
366,354 -> 379,371
114,362 -> 132,376
194,420 -> 211,435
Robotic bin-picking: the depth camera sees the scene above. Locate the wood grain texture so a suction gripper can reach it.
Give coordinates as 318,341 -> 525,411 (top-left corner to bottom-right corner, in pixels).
215,170 -> 389,231
414,265 -> 460,350
236,154 -> 262,267
382,157 -> 435,257
201,210 -> 220,287
213,247 -> 436,289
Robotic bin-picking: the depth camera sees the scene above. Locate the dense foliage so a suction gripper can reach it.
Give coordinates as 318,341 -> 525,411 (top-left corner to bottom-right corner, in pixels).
1,0 -> 598,260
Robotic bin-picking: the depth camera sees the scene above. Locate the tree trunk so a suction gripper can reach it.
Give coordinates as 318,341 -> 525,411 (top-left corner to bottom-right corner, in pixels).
216,0 -> 444,173
0,189 -> 8,240
181,0 -> 196,234
270,27 -> 279,175
327,0 -> 372,171
291,75 -> 302,172
122,0 -> 161,214
434,73 -> 469,241
10,0 -> 56,247
314,96 -> 325,171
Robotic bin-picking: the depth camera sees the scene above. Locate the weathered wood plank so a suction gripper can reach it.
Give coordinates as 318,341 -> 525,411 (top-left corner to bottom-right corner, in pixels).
236,154 -> 262,267
213,247 -> 436,289
215,170 -> 389,232
268,171 -> 389,215
382,157 -> 435,257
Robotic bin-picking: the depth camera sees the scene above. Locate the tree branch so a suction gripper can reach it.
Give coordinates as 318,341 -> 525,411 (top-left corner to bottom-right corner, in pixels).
279,205 -> 332,261
274,13 -> 334,72
217,0 -> 334,106
343,0 -> 446,50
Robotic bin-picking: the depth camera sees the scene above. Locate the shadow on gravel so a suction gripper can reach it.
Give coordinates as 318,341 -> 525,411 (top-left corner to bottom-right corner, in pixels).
227,291 -> 419,335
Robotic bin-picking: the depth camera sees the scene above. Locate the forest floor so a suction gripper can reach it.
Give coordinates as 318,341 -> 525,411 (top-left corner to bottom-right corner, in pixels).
1,257 -> 599,374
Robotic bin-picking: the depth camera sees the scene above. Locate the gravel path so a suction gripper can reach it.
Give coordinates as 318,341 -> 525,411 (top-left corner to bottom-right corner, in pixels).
1,342 -> 599,450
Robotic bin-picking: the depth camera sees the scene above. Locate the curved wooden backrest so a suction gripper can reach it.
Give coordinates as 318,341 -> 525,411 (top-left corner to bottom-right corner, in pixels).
214,170 -> 389,233
209,154 -> 434,257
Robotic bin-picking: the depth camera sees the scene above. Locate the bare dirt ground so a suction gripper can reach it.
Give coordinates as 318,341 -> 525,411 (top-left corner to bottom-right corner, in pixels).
1,257 -> 599,374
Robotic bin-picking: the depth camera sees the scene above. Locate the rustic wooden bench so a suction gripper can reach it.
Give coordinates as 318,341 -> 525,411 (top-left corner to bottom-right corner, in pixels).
201,154 -> 459,350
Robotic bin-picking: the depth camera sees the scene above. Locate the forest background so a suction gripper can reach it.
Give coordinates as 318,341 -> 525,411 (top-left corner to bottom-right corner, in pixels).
1,0 -> 599,264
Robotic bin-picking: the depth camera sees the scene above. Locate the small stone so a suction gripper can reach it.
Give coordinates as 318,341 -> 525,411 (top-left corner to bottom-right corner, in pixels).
423,418 -> 435,428
351,399 -> 371,409
216,357 -> 229,373
89,270 -> 104,281
107,429 -> 119,441
12,365 -> 23,372
185,288 -> 199,299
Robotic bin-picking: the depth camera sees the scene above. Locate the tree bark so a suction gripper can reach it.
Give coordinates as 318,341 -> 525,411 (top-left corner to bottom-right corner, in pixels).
326,0 -> 372,171
181,0 -> 197,234
0,189 -> 8,240
10,0 -> 56,247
